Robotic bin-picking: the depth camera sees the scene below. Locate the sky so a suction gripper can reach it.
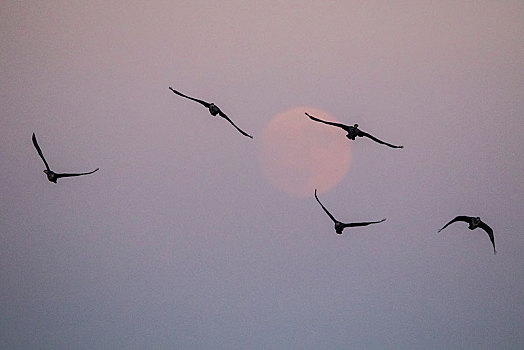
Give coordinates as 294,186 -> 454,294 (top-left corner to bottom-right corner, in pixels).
1,1 -> 523,349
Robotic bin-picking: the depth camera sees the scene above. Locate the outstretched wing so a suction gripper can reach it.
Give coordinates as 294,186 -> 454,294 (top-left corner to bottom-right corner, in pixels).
357,130 -> 403,148
169,87 -> 211,108
305,112 -> 350,132
343,218 -> 386,228
314,189 -> 338,224
218,110 -> 253,138
478,221 -> 496,254
438,216 -> 471,232
55,168 -> 99,179
32,133 -> 51,171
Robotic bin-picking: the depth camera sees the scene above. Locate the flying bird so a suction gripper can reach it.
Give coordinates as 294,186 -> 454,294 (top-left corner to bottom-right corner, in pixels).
314,189 -> 386,234
305,112 -> 403,148
438,215 -> 496,254
32,133 -> 99,183
169,87 -> 253,139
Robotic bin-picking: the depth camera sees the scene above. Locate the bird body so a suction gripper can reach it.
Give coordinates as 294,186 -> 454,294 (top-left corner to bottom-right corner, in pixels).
32,133 -> 99,183
169,87 -> 253,138
438,215 -> 496,254
314,189 -> 386,234
334,221 -> 346,235
208,103 -> 220,116
305,112 -> 403,148
345,124 -> 360,140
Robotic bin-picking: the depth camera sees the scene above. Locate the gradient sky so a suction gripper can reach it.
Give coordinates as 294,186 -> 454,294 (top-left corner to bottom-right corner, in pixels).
1,1 -> 523,349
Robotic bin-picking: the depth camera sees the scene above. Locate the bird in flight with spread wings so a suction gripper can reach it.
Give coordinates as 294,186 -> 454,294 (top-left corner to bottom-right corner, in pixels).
32,133 -> 99,183
438,215 -> 496,254
169,87 -> 253,139
314,189 -> 386,234
305,112 -> 403,148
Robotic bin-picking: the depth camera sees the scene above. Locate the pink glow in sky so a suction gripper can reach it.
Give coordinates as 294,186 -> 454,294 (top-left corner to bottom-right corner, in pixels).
260,107 -> 351,197
1,1 -> 523,349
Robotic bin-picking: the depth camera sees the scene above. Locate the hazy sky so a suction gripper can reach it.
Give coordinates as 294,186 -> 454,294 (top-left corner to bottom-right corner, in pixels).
1,1 -> 523,349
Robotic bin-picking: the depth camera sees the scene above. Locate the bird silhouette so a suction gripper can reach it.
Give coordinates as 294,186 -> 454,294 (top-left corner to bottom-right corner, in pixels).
314,189 -> 386,234
169,87 -> 253,139
438,215 -> 496,254
305,112 -> 403,148
32,133 -> 99,183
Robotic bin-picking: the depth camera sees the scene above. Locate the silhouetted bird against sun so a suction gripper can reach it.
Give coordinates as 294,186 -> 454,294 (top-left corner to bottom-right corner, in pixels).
169,87 -> 253,138
438,215 -> 496,254
32,133 -> 99,183
305,112 -> 403,148
314,189 -> 386,234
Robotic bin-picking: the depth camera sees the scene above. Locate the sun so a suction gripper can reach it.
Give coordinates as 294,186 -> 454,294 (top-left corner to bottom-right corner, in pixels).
259,107 -> 351,197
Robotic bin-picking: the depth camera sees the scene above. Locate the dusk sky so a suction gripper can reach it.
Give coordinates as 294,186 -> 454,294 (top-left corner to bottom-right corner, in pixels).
1,1 -> 523,349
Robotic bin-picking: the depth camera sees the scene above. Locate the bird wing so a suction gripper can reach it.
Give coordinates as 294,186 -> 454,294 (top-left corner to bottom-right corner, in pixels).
343,218 -> 386,228
478,221 -> 496,254
217,110 -> 253,138
314,189 -> 338,224
357,130 -> 403,148
55,168 -> 99,179
32,133 -> 51,171
169,87 -> 211,108
305,112 -> 349,132
438,216 -> 471,232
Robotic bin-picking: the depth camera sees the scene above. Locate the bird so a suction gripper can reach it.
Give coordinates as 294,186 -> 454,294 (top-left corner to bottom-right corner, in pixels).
314,189 -> 386,234
32,133 -> 99,183
438,215 -> 496,254
305,112 -> 403,148
169,87 -> 253,139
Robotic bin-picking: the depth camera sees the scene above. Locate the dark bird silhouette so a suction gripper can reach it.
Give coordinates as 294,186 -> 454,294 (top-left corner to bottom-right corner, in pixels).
32,133 -> 99,183
438,215 -> 496,254
305,112 -> 403,148
314,189 -> 386,234
169,87 -> 253,138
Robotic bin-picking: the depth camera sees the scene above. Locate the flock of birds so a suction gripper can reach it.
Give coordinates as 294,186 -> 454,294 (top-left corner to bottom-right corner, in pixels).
32,87 -> 496,254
